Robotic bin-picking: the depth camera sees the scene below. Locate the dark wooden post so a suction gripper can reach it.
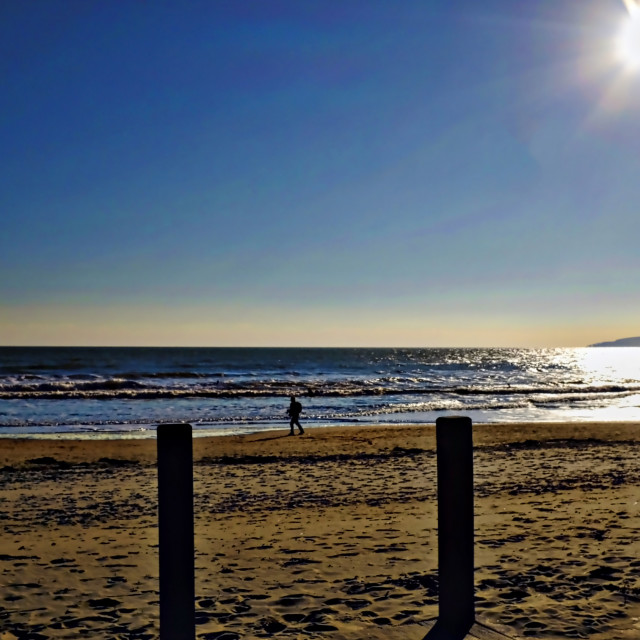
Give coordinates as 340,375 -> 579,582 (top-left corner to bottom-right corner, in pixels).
427,416 -> 475,638
424,417 -> 520,639
157,423 -> 195,640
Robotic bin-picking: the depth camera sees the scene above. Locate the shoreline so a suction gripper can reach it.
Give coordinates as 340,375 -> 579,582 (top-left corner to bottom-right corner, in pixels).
2,421 -> 639,639
1,421 -> 639,467
0,420 -> 637,468
1,415 -> 639,438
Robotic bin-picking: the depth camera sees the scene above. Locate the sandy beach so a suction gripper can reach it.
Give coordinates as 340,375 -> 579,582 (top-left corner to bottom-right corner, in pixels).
1,422 -> 639,639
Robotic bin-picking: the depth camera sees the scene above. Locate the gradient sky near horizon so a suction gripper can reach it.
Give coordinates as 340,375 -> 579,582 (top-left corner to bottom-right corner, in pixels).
2,0 -> 640,347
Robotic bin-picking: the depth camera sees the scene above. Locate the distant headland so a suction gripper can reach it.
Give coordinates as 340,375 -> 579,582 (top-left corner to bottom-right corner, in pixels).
589,336 -> 640,347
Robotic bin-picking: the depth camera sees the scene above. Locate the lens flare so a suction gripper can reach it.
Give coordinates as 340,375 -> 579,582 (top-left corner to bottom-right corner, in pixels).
618,1 -> 640,69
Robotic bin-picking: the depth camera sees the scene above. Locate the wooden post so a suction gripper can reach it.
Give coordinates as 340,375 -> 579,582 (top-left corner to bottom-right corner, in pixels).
425,416 -> 475,638
157,423 -> 195,640
424,417 -> 520,639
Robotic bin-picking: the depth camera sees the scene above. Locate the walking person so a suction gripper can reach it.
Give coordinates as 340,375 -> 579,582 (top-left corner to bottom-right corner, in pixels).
287,395 -> 304,435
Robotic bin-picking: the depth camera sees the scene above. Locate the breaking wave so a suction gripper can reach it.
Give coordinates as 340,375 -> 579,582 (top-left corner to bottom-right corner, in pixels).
2,376 -> 639,402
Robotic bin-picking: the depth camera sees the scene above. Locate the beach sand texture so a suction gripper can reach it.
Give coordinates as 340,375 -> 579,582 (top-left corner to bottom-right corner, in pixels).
1,423 -> 639,639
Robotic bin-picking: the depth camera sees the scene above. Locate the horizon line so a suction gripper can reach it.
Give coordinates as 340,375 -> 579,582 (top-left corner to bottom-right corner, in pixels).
0,344 -> 609,349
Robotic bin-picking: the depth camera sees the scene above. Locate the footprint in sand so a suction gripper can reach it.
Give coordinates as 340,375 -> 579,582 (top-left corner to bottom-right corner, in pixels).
88,597 -> 121,609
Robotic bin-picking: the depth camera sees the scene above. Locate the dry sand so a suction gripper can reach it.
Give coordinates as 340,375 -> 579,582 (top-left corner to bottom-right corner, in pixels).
0,422 -> 639,639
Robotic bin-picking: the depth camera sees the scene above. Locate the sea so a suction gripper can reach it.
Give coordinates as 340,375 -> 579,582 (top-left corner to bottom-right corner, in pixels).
1,346 -> 639,438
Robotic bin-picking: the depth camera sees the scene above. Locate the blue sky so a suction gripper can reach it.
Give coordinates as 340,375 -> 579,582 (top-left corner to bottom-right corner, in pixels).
2,0 -> 639,346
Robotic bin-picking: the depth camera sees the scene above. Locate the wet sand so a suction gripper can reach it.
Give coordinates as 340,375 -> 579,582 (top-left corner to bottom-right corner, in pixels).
0,422 -> 639,639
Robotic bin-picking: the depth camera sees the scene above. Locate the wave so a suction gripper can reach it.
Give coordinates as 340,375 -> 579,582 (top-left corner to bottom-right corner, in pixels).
1,388 -> 636,429
1,378 -> 148,394
2,377 -> 640,401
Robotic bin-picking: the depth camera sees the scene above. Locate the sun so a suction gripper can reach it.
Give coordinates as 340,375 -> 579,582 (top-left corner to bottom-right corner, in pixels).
617,3 -> 640,69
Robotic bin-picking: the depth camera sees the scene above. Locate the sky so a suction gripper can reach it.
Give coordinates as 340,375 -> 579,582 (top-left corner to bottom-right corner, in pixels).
2,0 -> 640,348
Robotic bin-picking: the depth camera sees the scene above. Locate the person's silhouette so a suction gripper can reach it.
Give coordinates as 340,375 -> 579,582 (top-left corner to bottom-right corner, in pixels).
287,396 -> 304,435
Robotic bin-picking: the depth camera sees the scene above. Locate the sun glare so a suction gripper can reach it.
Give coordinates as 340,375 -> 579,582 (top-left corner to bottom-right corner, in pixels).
617,4 -> 640,69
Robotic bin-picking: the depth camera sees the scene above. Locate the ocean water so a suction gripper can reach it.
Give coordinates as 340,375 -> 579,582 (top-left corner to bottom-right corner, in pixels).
1,346 -> 639,437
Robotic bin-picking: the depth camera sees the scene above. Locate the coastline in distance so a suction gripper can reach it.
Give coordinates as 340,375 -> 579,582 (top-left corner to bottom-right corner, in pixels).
589,336 -> 640,347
